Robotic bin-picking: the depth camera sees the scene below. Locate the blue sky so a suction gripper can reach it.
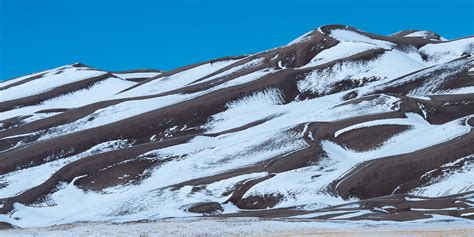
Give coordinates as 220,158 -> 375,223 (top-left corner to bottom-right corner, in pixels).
0,0 -> 473,81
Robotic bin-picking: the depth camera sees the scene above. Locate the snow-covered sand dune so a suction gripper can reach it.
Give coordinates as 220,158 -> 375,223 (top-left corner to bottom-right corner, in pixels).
0,24 -> 473,229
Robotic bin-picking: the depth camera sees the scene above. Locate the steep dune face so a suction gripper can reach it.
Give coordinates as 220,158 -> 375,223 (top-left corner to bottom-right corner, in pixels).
0,25 -> 473,228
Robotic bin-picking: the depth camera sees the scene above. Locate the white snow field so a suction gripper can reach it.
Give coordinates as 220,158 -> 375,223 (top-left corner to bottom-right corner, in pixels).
1,217 -> 473,237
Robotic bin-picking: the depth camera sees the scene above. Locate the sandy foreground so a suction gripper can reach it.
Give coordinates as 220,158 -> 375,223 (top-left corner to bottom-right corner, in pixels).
1,217 -> 473,237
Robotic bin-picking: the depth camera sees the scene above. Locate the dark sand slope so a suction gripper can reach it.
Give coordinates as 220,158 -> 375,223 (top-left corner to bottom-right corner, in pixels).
0,25 -> 473,229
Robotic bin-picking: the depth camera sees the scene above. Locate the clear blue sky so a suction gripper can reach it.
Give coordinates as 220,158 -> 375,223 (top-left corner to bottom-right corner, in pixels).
1,0 -> 473,81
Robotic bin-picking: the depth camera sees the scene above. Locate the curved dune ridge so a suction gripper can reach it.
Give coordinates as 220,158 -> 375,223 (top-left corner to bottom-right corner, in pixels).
0,24 -> 473,229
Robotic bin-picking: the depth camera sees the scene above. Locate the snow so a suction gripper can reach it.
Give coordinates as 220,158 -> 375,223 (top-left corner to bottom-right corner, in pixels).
443,86 -> 474,95
0,76 -> 136,123
204,88 -> 284,133
291,210 -> 357,219
345,115 -> 469,158
334,113 -> 427,138
205,172 -> 269,197
242,164 -> 354,209
2,30 -> 474,229
0,140 -> 130,199
302,41 -> 381,68
356,55 -> 471,98
36,68 -> 274,141
330,210 -> 374,219
194,57 -> 263,84
212,68 -> 274,90
244,111 -> 470,208
0,65 -> 107,102
411,207 -> 463,211
407,59 -> 470,96
203,95 -> 403,208
1,92 -> 404,226
141,130 -> 306,189
419,37 -> 474,64
0,64 -> 71,87
405,31 -> 432,38
404,31 -> 447,41
410,155 -> 474,197
2,129 -> 298,226
1,217 -> 473,236
277,60 -> 286,69
329,29 -> 394,49
298,49 -> 426,95
39,93 -> 197,140
117,59 -> 239,97
287,30 -> 314,45
112,72 -> 161,80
